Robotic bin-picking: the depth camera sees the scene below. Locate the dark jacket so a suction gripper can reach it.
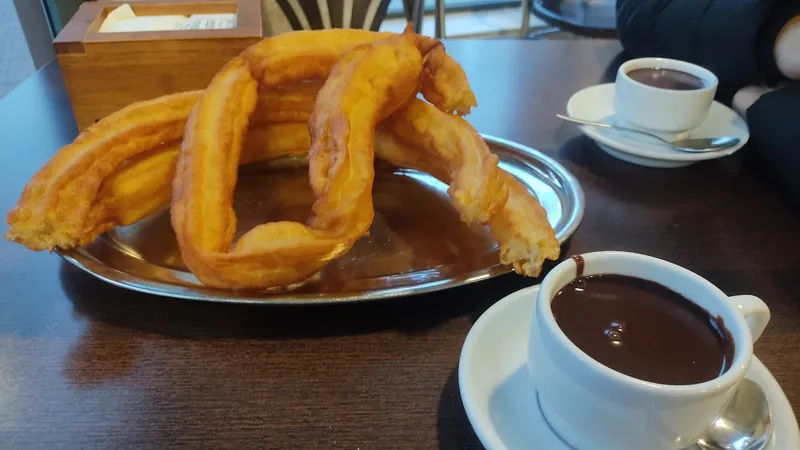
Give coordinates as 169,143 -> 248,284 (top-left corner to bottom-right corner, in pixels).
616,0 -> 800,202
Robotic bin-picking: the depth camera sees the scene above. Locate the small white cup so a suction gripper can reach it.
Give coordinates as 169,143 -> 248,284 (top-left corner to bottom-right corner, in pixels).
527,251 -> 770,450
615,58 -> 718,141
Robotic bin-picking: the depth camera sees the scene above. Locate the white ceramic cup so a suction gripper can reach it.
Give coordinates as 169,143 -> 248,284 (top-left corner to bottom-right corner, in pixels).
527,251 -> 770,450
614,58 -> 719,140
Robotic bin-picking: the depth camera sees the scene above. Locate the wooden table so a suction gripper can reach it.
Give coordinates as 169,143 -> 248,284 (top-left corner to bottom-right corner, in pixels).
0,40 -> 798,449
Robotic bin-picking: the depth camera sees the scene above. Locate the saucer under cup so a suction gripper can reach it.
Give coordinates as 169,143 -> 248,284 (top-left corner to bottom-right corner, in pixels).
566,84 -> 749,168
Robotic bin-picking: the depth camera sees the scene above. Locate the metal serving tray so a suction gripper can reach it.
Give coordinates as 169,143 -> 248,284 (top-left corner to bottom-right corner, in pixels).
58,135 -> 584,305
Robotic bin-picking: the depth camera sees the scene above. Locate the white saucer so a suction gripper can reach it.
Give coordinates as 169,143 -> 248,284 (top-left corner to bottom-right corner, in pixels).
565,84 -> 750,168
458,285 -> 800,450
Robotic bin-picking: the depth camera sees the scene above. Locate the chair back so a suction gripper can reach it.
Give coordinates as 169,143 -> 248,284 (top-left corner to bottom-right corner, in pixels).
276,0 -> 393,31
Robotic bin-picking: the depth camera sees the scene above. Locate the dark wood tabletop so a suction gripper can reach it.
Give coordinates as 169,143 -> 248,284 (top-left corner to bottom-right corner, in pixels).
1,39 -> 798,449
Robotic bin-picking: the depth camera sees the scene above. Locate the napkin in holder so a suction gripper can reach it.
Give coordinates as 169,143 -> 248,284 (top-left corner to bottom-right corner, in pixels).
54,0 -> 262,131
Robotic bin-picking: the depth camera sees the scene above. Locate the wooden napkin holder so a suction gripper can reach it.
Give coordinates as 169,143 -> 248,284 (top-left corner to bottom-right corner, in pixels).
54,0 -> 262,130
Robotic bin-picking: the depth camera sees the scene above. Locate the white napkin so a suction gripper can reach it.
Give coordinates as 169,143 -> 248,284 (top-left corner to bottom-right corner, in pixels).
98,4 -> 236,33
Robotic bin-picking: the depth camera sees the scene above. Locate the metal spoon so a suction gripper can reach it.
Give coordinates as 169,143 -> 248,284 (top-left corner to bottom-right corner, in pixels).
556,114 -> 740,153
695,379 -> 772,450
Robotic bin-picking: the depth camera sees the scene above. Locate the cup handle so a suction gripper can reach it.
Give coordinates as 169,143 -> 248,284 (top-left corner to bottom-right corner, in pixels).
725,295 -> 771,342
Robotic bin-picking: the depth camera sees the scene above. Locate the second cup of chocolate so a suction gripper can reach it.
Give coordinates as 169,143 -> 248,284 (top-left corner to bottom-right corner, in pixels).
615,57 -> 718,141
527,251 -> 770,450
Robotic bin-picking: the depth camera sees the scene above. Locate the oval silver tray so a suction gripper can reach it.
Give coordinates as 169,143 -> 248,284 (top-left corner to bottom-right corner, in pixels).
58,135 -> 584,305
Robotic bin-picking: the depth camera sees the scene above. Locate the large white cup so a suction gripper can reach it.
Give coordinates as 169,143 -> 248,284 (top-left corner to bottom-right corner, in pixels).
527,251 -> 770,450
615,58 -> 718,140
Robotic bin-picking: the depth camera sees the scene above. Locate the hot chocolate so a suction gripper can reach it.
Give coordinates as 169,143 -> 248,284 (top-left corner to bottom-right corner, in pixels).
626,67 -> 707,91
551,274 -> 733,385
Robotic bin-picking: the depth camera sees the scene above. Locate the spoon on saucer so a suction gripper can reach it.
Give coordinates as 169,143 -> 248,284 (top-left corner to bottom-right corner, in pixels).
556,114 -> 740,153
695,379 -> 772,450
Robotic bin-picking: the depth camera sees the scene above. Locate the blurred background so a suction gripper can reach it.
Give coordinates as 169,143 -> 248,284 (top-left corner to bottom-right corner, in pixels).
2,0 -> 615,99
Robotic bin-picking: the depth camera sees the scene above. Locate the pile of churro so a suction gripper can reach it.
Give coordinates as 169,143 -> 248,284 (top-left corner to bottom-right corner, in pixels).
6,26 -> 559,290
